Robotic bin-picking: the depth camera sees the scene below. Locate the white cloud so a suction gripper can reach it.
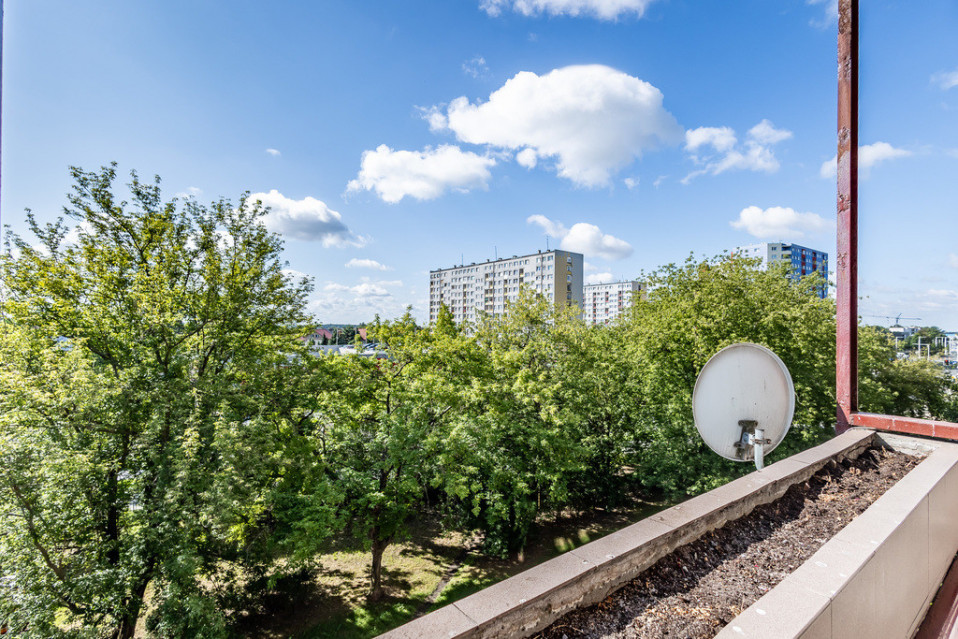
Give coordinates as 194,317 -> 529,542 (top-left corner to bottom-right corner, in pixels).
348,144 -> 496,203
266,148 -> 281,157
419,106 -> 449,131
931,68 -> 958,90
435,65 -> 683,187
748,120 -> 793,146
585,272 -> 615,285
583,261 -> 599,273
949,253 -> 958,269
819,142 -> 912,178
682,120 -> 791,183
463,56 -> 489,78
927,289 -> 958,301
806,0 -> 837,27
346,258 -> 393,271
653,175 -> 667,188
685,127 -> 736,153
528,214 -> 633,260
730,205 -> 831,239
480,0 -> 658,20
623,177 -> 639,189
516,148 -> 539,169
527,214 -> 568,238
248,190 -> 366,247
311,279 -> 411,323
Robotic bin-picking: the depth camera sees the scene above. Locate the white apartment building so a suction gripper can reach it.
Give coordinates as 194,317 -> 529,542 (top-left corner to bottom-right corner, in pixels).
429,249 -> 584,324
583,280 -> 645,326
734,242 -> 829,298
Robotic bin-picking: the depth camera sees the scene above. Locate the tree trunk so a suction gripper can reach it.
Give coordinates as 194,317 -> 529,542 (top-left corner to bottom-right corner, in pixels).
111,561 -> 153,639
368,538 -> 388,602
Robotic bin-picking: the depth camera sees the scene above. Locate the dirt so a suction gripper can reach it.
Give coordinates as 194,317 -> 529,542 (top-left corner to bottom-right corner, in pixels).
533,447 -> 922,639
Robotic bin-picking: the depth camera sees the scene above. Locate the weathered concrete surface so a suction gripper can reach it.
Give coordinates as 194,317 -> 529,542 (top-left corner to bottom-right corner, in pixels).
378,429 -> 877,639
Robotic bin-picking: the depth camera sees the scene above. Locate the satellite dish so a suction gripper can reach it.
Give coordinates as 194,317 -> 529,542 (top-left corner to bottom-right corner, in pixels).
692,343 -> 795,470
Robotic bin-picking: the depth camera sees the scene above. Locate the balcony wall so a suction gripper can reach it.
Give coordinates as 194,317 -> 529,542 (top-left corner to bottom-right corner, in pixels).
380,428 -> 903,639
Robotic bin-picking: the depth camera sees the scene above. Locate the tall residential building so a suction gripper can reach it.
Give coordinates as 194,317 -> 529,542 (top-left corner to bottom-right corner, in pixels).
429,249 -> 584,324
734,242 -> 829,298
584,280 -> 645,326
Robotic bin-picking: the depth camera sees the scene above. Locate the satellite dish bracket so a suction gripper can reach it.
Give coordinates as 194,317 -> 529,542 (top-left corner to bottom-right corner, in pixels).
735,419 -> 772,470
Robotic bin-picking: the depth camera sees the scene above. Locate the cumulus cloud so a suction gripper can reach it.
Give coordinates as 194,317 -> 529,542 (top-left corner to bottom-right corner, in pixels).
463,56 -> 489,78
480,0 -> 659,20
819,142 -> 912,178
347,144 -> 496,203
527,214 -> 633,260
311,278 -> 411,323
748,120 -> 793,146
685,127 -> 736,154
931,68 -> 958,90
682,119 -> 791,183
346,258 -> 393,271
730,205 -> 831,239
623,177 -> 639,189
248,190 -> 366,247
585,272 -> 615,285
266,148 -> 281,157
516,148 -> 539,169
433,65 -> 683,187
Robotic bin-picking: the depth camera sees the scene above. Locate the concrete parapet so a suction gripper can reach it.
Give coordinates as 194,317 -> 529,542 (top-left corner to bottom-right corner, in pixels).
378,429 -> 877,639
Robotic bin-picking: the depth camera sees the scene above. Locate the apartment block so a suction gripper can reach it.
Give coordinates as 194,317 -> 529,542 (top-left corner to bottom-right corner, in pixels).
583,280 -> 645,326
429,250 -> 584,324
734,242 -> 829,298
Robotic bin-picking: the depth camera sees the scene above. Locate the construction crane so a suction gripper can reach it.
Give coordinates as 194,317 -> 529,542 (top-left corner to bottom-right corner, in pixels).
863,314 -> 922,326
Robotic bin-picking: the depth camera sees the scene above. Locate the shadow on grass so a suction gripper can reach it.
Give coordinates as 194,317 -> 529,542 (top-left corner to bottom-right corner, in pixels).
295,594 -> 426,639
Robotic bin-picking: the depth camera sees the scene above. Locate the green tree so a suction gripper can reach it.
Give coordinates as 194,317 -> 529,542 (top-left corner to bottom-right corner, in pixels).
620,255 -> 837,495
319,309 -> 479,600
859,326 -> 957,419
0,165 -> 331,636
437,294 -> 596,555
903,326 -> 946,355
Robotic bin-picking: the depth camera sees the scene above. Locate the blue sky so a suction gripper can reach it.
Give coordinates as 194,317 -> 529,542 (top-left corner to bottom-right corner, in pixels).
2,0 -> 957,327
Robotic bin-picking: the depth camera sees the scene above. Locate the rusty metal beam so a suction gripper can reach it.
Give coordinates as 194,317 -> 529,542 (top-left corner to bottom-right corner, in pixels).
836,0 -> 859,434
850,413 -> 958,441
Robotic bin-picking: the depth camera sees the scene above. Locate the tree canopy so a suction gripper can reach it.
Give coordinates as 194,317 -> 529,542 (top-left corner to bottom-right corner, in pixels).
0,165 -> 324,636
2,167 -> 955,636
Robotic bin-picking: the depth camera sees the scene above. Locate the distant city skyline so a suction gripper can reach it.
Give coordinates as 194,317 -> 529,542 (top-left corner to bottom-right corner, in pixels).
2,1 -> 956,327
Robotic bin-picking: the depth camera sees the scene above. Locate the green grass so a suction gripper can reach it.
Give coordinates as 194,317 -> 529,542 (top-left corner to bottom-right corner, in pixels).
240,492 -> 673,638
297,597 -> 425,639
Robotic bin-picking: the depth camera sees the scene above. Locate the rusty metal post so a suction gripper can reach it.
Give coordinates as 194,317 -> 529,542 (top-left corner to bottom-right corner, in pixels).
836,0 -> 859,433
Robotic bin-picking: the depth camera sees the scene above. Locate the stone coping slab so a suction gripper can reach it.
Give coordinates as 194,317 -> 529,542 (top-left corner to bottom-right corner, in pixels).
378,428 -> 876,639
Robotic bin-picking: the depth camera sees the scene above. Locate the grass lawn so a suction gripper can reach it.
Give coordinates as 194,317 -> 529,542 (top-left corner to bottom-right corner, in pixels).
235,493 -> 669,638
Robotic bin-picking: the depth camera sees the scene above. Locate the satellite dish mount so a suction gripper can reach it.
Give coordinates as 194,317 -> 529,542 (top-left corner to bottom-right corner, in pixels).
693,343 -> 795,472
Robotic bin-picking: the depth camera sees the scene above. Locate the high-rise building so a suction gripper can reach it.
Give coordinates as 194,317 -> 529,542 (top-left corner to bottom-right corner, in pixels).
429,249 -> 584,324
734,242 -> 829,298
583,280 -> 645,326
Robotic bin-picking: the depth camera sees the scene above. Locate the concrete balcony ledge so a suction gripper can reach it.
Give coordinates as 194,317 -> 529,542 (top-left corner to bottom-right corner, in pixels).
379,428 -> 879,639
719,434 -> 958,639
